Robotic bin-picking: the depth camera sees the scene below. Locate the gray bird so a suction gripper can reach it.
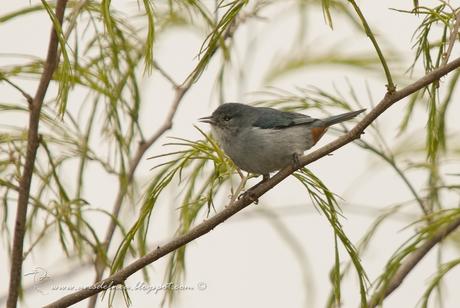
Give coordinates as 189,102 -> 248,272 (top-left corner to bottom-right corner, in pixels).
199,103 -> 365,179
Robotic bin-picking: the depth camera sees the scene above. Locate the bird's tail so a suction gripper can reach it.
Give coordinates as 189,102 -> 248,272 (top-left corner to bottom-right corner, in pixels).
321,109 -> 366,127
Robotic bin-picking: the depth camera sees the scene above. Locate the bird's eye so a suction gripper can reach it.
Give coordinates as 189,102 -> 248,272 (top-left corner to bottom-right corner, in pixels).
223,115 -> 231,121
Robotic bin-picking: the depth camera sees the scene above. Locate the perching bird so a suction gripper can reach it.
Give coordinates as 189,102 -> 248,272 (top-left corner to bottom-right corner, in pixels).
199,103 -> 365,179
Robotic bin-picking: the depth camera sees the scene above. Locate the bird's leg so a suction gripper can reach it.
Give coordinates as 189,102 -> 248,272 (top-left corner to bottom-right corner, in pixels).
229,172 -> 248,205
237,173 -> 270,204
292,153 -> 301,170
236,167 -> 245,179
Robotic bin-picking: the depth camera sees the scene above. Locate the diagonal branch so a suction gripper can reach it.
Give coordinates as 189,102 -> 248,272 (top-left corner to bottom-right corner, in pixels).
44,57 -> 460,308
442,8 -> 460,67
0,77 -> 33,104
102,86 -> 190,245
348,0 -> 395,92
86,74 -> 192,308
367,217 -> 460,308
87,10 -> 245,308
6,1 -> 69,308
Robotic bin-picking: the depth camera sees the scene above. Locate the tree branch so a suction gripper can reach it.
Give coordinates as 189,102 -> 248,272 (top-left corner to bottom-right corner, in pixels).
0,77 -> 33,104
87,80 -> 192,306
442,8 -> 460,67
153,60 -> 179,88
44,56 -> 460,308
87,12 -> 244,307
367,217 -> 460,308
103,86 -> 189,241
6,1 -> 68,308
348,0 -> 395,92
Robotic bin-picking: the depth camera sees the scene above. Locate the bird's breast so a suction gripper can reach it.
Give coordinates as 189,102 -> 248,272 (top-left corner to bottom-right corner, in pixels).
212,126 -> 314,174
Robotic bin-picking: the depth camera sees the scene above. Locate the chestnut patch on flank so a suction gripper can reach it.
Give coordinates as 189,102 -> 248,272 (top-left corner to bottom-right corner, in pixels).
311,127 -> 328,144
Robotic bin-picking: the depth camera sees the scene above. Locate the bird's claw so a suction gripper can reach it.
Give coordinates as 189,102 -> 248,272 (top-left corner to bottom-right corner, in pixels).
238,189 -> 259,204
236,174 -> 269,205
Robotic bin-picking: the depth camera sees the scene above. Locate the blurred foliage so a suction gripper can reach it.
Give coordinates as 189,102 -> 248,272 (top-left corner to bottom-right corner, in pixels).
1,0 -> 460,307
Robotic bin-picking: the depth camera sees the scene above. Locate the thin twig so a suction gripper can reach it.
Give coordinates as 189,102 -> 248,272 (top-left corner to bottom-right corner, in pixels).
442,9 -> 460,66
63,0 -> 88,40
367,217 -> 460,307
229,174 -> 248,205
348,0 -> 396,92
44,56 -> 460,308
358,140 -> 428,216
6,1 -> 68,308
102,79 -> 191,254
439,0 -> 455,13
87,81 -> 192,308
87,13 -> 244,308
153,60 -> 179,88
0,77 -> 33,104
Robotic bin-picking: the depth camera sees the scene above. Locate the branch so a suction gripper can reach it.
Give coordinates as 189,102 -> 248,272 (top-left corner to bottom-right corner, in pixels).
0,77 -> 33,104
6,1 -> 68,308
367,217 -> 460,307
442,9 -> 460,67
153,60 -> 179,88
44,57 -> 460,308
357,141 -> 428,216
104,87 -> 190,241
87,12 -> 244,307
86,70 -> 193,308
348,0 -> 395,92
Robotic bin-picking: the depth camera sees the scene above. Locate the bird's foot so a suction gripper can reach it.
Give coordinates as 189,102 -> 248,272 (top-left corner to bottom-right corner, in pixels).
238,189 -> 259,204
237,174 -> 270,204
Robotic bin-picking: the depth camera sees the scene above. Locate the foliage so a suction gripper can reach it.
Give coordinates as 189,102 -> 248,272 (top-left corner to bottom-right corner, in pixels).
1,0 -> 460,307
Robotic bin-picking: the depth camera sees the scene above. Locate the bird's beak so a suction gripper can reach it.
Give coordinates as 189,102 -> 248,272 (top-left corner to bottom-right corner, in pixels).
199,116 -> 216,125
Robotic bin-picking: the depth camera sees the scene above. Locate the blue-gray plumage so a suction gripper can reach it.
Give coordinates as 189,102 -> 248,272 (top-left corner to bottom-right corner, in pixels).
199,103 -> 365,178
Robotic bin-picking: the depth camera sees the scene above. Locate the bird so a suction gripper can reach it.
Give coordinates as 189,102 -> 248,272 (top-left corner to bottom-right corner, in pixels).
199,103 -> 365,180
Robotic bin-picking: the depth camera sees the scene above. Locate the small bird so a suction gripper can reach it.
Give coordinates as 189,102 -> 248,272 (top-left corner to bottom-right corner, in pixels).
199,103 -> 365,180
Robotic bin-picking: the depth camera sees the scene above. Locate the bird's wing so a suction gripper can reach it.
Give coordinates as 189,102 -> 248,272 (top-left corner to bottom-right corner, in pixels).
252,108 -> 317,129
